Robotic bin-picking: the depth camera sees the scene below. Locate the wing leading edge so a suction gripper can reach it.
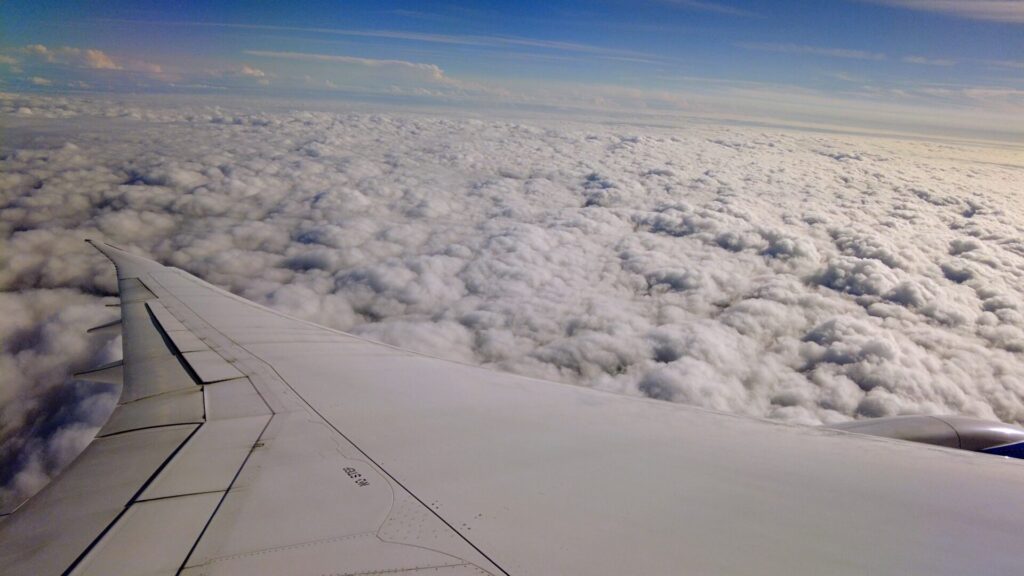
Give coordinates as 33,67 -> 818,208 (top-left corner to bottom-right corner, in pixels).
2,242 -> 1024,575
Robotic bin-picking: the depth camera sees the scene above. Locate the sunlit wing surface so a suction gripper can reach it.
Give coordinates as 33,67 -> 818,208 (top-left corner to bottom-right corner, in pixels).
2,241 -> 1024,575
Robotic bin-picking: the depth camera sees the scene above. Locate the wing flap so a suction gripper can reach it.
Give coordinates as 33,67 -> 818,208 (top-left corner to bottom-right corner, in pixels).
204,377 -> 273,420
181,350 -> 245,383
0,425 -> 199,576
146,300 -> 187,332
140,415 -> 270,500
164,329 -> 209,353
97,387 -> 205,437
71,492 -> 223,576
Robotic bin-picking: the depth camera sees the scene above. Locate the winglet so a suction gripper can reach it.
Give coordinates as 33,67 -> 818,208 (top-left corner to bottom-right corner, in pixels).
86,239 -> 166,280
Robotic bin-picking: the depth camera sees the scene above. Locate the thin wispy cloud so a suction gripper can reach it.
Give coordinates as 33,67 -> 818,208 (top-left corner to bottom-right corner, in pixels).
243,50 -> 446,77
739,42 -> 887,61
826,71 -> 867,82
902,55 -> 958,66
95,19 -> 659,62
659,0 -> 760,18
866,0 -> 1024,23
985,58 -> 1024,69
381,9 -> 454,21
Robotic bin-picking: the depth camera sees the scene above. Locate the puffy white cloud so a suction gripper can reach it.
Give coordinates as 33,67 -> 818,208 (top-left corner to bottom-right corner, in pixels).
2,92 -> 1024,511
242,50 -> 474,96
24,44 -> 122,70
239,64 -> 266,78
15,44 -> 165,80
81,49 -> 120,70
0,289 -> 120,510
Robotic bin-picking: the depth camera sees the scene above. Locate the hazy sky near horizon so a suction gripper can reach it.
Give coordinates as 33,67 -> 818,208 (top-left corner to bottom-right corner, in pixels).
2,1 -> 1023,138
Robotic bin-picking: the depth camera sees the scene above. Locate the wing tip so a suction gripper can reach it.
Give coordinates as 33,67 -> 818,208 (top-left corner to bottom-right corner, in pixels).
86,240 -> 166,278
85,238 -> 112,259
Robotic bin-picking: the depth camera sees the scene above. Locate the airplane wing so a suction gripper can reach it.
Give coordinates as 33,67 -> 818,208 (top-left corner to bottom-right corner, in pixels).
2,241 -> 1023,575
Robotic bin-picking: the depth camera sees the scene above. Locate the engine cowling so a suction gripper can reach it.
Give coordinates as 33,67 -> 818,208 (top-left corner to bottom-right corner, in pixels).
828,415 -> 1024,458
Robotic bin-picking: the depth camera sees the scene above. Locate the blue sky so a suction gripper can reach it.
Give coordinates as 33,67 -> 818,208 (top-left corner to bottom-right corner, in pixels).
2,1 -> 1023,139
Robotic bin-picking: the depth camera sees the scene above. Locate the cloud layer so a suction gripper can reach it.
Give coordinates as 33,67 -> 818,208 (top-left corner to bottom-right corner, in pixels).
2,92 -> 1024,510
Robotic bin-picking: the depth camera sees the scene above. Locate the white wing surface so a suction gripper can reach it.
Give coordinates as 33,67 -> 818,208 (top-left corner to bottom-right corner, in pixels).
2,241 -> 1023,575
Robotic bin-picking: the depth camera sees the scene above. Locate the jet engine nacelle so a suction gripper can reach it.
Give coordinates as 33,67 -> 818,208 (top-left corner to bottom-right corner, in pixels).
829,415 -> 1024,458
